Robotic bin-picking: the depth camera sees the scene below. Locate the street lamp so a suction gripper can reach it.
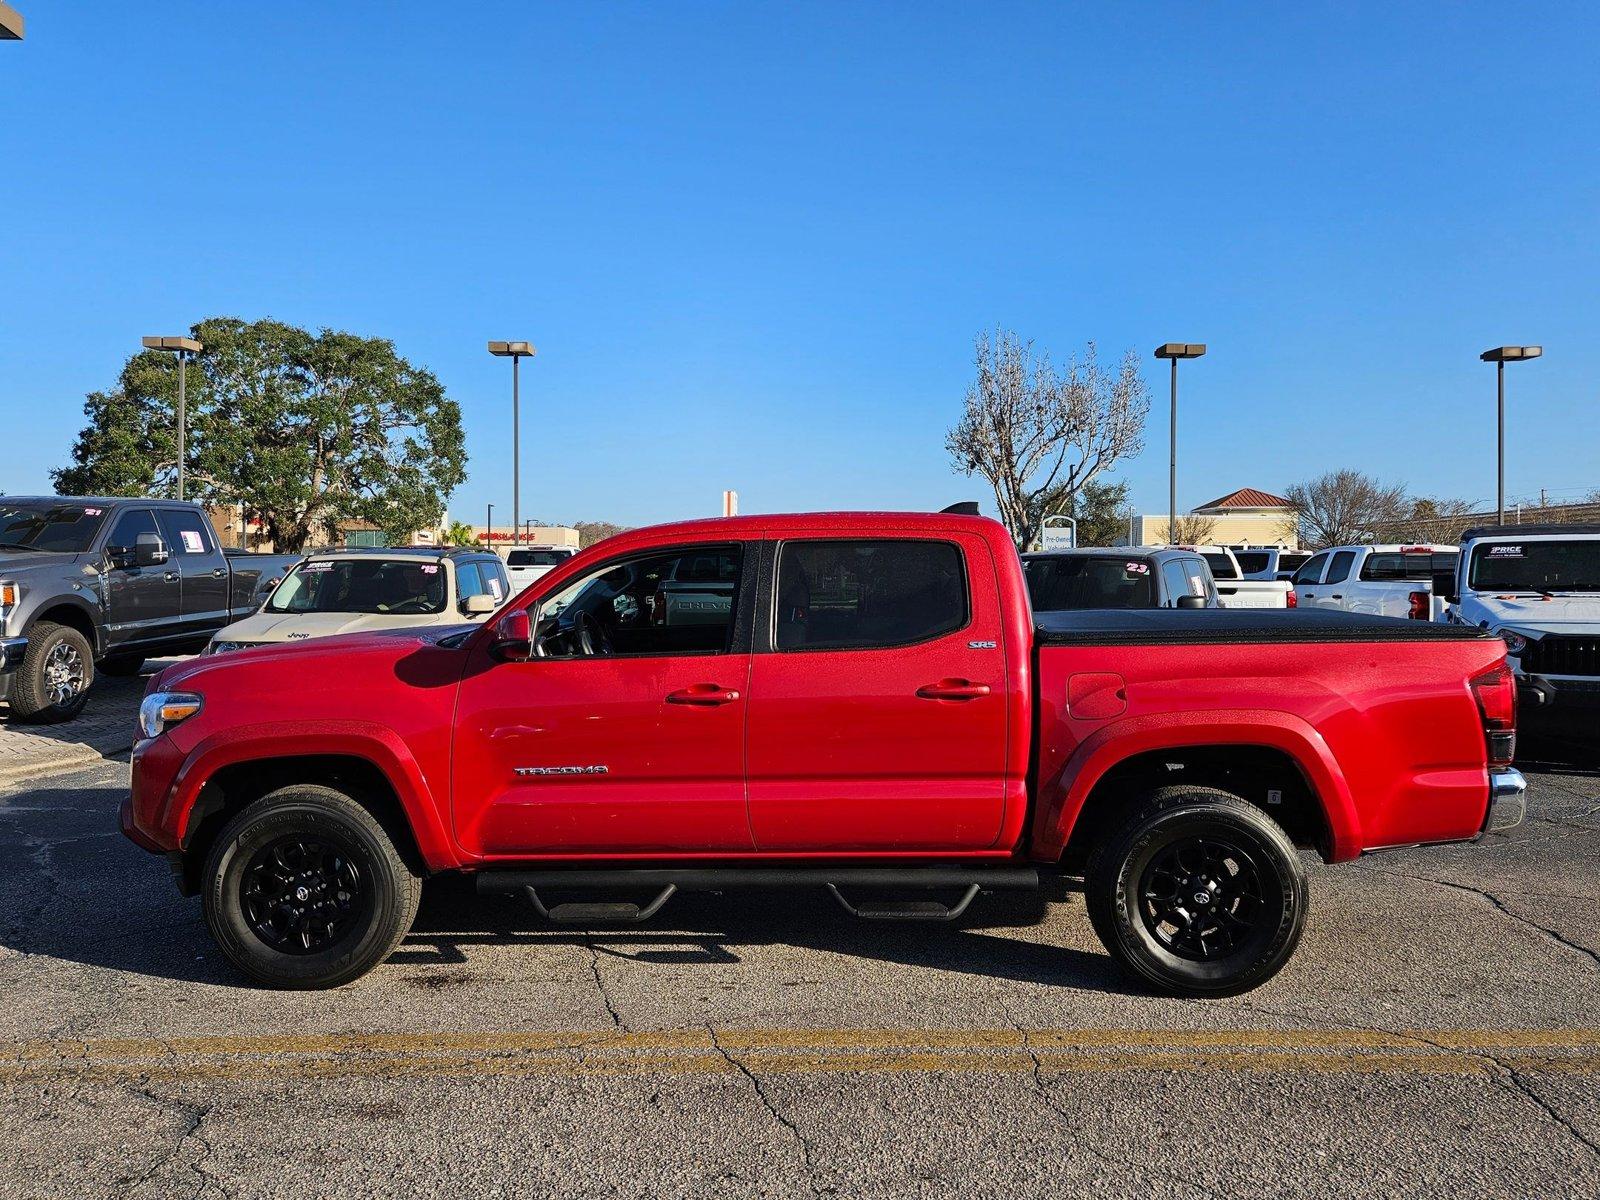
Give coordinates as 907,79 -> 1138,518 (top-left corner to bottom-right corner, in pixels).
487,341 -> 536,546
485,502 -> 494,549
141,336 -> 203,500
1154,343 -> 1206,542
1480,346 -> 1542,525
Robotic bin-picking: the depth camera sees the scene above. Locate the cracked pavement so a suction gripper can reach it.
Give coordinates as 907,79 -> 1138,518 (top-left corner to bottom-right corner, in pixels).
1,756 -> 1598,1198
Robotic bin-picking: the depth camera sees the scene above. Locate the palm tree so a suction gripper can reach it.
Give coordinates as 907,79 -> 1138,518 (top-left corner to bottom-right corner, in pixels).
443,519 -> 479,547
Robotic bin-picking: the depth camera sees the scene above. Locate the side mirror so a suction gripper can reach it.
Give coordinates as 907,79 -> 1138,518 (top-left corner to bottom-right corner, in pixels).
491,608 -> 534,661
462,593 -> 497,618
1432,568 -> 1459,606
134,533 -> 170,567
1175,595 -> 1207,609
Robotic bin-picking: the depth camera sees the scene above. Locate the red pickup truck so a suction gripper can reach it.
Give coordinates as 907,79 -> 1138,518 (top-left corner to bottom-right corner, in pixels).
122,509 -> 1525,995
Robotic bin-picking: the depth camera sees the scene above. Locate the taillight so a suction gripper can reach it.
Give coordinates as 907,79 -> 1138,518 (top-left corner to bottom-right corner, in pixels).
1469,662 -> 1516,767
1285,588 -> 1297,608
1407,590 -> 1429,620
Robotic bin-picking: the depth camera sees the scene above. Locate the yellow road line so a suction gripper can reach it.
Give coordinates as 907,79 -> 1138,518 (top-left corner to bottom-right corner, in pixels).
5,1028 -> 1600,1082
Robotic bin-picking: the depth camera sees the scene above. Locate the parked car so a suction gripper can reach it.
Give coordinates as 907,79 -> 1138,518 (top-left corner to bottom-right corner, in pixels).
1289,544 -> 1457,620
1023,548 -> 1220,611
0,496 -> 300,722
1183,545 -> 1296,608
499,545 -> 576,592
205,547 -> 510,654
1232,547 -> 1314,582
1434,524 -> 1600,748
123,508 -> 1521,995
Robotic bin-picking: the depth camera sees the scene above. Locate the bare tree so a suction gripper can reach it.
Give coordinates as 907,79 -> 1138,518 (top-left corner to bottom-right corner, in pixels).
1282,470 -> 1408,549
1161,513 -> 1219,545
1376,496 -> 1477,544
947,330 -> 1148,551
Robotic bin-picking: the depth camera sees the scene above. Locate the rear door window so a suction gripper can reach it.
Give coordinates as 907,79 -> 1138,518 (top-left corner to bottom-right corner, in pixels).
775,540 -> 967,650
155,508 -> 214,556
1324,551 -> 1356,585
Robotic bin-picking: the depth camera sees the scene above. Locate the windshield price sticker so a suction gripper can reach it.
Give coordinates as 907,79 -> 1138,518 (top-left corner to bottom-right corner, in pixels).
82,507 -> 102,517
1125,562 -> 1149,574
420,564 -> 439,574
1488,545 -> 1525,558
299,561 -> 333,573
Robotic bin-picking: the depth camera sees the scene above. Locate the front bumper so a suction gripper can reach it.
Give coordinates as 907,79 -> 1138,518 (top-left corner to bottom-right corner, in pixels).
1516,675 -> 1600,744
0,635 -> 25,673
1482,767 -> 1528,836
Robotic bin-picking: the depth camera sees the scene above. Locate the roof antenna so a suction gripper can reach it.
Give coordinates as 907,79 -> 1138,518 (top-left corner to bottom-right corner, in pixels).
941,501 -> 981,516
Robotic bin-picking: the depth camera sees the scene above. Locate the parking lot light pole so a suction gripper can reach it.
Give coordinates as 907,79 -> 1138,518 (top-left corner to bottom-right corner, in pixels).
485,503 -> 494,549
141,336 -> 204,500
487,342 -> 536,546
1153,343 -> 1206,542
1479,346 -> 1542,525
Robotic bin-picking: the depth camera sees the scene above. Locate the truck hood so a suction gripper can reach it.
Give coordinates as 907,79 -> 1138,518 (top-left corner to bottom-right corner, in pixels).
159,624 -> 473,690
1467,593 -> 1600,634
215,610 -> 459,644
0,550 -> 83,575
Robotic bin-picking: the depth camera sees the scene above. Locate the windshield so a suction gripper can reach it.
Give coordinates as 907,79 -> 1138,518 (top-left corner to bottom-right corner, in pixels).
507,549 -> 570,567
266,558 -> 448,615
1468,541 -> 1600,593
0,502 -> 109,553
1025,556 -> 1155,610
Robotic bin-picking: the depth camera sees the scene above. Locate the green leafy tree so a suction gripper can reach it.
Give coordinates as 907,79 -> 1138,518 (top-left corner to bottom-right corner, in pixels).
54,317 -> 467,552
1047,477 -> 1132,548
574,521 -> 628,548
443,520 -> 479,547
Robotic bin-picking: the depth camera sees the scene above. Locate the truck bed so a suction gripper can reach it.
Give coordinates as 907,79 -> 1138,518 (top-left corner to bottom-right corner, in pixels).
1034,607 -> 1489,644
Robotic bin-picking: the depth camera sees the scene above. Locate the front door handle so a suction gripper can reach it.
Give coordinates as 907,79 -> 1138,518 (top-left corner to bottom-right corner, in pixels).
164,571 -> 180,583
1330,594 -> 1343,600
917,679 -> 991,701
666,684 -> 741,706
212,567 -> 227,578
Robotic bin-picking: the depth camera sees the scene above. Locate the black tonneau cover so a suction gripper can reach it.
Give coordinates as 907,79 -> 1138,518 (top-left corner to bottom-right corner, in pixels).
1034,608 -> 1493,647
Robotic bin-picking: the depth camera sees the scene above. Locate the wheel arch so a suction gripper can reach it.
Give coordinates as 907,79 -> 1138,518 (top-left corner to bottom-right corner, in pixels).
26,599 -> 101,655
1035,711 -> 1362,866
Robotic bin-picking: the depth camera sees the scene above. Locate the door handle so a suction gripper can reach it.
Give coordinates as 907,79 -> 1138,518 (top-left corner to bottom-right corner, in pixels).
164,571 -> 180,583
666,684 -> 741,706
917,679 -> 991,701
212,567 -> 227,578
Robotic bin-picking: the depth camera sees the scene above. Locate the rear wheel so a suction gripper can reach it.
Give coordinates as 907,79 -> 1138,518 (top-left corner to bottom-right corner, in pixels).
1085,786 -> 1307,996
8,622 -> 94,723
202,785 -> 420,989
97,655 -> 145,677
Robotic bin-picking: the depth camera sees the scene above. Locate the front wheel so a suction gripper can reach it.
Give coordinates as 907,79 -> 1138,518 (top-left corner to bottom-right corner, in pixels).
1085,786 -> 1307,997
202,785 -> 421,989
8,622 -> 94,723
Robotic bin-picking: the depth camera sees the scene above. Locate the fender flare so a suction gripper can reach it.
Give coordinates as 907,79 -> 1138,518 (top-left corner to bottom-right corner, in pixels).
25,594 -> 104,656
163,720 -> 462,871
1033,709 -> 1363,862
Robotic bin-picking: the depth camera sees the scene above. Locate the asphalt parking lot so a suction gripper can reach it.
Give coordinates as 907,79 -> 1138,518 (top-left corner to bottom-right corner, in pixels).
2,754 -> 1598,1199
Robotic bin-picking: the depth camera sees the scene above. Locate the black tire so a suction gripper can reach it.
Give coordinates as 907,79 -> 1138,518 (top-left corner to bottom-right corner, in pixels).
97,655 -> 145,677
202,784 -> 421,989
1085,786 -> 1307,997
8,622 -> 94,723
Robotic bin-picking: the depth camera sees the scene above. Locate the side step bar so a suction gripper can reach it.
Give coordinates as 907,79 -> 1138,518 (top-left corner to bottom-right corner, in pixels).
477,866 -> 1040,925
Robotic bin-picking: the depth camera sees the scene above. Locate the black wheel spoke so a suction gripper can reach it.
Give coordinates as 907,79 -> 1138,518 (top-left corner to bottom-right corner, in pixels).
241,834 -> 368,956
1138,830 -> 1270,963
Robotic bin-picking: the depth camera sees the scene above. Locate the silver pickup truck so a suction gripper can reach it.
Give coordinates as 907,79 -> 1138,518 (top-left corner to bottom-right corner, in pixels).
0,496 -> 300,723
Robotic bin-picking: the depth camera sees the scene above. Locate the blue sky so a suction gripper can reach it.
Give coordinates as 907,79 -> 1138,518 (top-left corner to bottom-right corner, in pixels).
2,2 -> 1597,527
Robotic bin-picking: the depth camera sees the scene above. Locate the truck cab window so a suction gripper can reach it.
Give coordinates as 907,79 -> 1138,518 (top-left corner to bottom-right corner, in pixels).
776,540 -> 966,650
156,508 -> 214,556
1324,551 -> 1356,585
106,509 -> 160,561
536,545 -> 742,658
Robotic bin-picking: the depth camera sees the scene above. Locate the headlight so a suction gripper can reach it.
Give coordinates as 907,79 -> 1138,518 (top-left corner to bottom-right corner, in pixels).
138,691 -> 203,740
207,641 -> 250,655
1498,630 -> 1530,656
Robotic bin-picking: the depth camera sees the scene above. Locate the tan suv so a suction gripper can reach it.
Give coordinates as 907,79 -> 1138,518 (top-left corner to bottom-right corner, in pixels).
205,547 -> 510,655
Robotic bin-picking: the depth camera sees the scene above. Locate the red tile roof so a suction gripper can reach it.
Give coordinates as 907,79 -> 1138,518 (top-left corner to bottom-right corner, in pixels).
1195,487 -> 1294,511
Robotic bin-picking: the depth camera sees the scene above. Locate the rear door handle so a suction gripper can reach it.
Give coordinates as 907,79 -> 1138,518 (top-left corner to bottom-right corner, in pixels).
1330,594 -> 1343,600
917,679 -> 991,701
666,684 -> 741,706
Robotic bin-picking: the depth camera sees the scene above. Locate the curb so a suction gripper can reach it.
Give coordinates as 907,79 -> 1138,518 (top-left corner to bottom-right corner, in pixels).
0,741 -> 132,789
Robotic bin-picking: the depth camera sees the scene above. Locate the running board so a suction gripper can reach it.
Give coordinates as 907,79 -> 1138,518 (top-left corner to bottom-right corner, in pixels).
522,884 -> 676,925
477,866 -> 1040,893
826,882 -> 981,922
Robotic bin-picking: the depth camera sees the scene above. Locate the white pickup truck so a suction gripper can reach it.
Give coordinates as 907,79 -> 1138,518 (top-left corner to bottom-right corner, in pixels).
1188,546 -> 1295,608
1231,547 -> 1314,582
1291,544 -> 1458,620
1435,524 -> 1600,748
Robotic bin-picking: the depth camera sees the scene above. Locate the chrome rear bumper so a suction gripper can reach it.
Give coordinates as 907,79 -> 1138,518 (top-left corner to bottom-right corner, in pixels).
1482,767 -> 1528,835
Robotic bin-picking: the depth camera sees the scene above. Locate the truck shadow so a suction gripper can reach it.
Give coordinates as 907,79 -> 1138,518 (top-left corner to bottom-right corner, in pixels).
0,779 -> 1139,995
